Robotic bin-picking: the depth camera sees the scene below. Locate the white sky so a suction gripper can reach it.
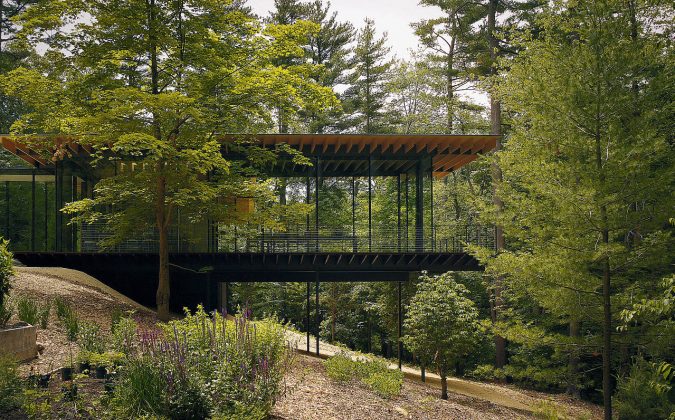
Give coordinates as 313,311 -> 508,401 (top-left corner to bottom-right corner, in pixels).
247,0 -> 444,60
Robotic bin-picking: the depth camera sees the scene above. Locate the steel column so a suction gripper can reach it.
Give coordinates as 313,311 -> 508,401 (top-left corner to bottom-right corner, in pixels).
31,172 -> 35,251
398,280 -> 403,369
352,176 -> 356,252
315,273 -> 320,355
315,158 -> 320,251
415,161 -> 424,251
368,153 -> 372,252
4,181 -> 9,239
43,183 -> 48,251
306,280 -> 310,352
397,174 -> 401,252
405,174 -> 409,251
430,165 -> 434,251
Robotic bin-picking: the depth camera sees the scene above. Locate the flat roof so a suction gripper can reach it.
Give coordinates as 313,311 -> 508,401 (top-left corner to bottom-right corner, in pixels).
1,134 -> 498,176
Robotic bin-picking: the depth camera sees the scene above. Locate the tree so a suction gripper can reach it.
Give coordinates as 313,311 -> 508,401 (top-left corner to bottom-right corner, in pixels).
473,1 -> 673,417
1,0 -> 335,321
340,18 -> 392,134
403,272 -> 482,399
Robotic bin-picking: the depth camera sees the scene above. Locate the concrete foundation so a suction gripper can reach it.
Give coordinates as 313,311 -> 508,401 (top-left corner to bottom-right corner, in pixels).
0,322 -> 37,361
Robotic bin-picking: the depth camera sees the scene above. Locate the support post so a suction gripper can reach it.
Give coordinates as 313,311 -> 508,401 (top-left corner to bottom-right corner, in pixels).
352,176 -> 356,252
368,153 -> 372,252
31,171 -> 35,251
314,158 -> 320,251
397,174 -> 401,252
306,280 -> 310,352
315,273 -> 320,355
4,181 -> 9,239
55,162 -> 62,251
429,165 -> 434,251
415,161 -> 424,251
398,280 -> 403,370
405,174 -> 409,251
44,183 -> 48,251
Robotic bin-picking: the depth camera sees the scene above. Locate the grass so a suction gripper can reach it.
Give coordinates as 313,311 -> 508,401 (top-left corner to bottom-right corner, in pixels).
324,353 -> 403,399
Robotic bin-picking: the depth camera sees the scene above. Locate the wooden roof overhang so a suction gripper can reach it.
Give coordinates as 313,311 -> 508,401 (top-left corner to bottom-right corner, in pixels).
222,134 -> 498,178
1,134 -> 499,178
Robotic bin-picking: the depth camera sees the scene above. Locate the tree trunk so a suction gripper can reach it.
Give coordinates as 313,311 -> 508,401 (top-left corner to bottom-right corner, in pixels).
567,319 -> 581,397
156,175 -> 170,321
441,374 -> 448,400
487,0 -> 507,370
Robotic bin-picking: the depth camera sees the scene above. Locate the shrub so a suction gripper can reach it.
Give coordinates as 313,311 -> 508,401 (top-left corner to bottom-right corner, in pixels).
16,296 -> 39,326
0,299 -> 12,328
0,239 -> 13,310
324,353 -> 403,399
78,320 -> 105,354
107,306 -> 294,419
0,355 -> 21,413
37,301 -> 50,329
614,357 -> 675,420
54,299 -> 79,341
362,370 -> 403,399
110,315 -> 137,355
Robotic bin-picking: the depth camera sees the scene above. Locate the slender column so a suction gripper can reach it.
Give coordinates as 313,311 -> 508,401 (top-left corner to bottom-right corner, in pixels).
405,174 -> 409,251
306,280 -> 310,352
368,153 -> 372,251
4,181 -> 9,239
398,280 -> 403,369
44,183 -> 48,250
352,176 -> 356,252
415,161 -> 424,251
31,171 -> 36,251
55,162 -> 62,251
315,158 -> 320,251
305,176 -> 310,231
429,166 -> 434,251
397,174 -> 401,252
315,273 -> 320,355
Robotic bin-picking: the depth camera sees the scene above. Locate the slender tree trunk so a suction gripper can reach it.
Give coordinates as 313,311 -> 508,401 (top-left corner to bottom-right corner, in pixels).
567,319 -> 581,397
441,374 -> 448,400
487,0 -> 507,370
156,175 -> 171,321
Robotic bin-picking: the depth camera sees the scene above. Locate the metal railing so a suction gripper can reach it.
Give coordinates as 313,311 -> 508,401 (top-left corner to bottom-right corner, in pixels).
80,222 -> 495,254
218,225 -> 495,253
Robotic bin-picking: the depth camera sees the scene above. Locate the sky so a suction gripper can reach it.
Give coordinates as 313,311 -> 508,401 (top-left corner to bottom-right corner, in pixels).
247,0 -> 444,60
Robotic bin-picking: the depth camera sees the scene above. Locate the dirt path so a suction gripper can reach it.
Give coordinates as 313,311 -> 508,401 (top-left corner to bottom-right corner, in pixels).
287,330 -> 601,419
272,354 -> 532,420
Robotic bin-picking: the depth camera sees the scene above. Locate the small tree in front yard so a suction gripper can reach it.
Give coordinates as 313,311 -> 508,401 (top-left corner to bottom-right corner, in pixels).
403,272 -> 482,399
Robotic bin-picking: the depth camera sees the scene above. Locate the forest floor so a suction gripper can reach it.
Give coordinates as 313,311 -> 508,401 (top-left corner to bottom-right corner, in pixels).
8,266 -> 602,419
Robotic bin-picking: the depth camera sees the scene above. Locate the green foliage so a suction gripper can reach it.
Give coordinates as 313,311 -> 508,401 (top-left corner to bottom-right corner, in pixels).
0,355 -> 21,413
403,272 -> 482,379
107,306 -> 293,419
0,298 -> 13,328
324,353 -> 403,399
77,320 -> 105,354
16,296 -> 38,326
37,301 -> 49,329
0,239 -> 14,309
110,315 -> 137,355
614,358 -> 675,420
54,299 -> 79,341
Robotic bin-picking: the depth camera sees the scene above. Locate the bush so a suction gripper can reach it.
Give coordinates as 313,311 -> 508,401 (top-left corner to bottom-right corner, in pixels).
324,353 -> 403,399
37,301 -> 50,329
110,315 -> 137,355
16,296 -> 39,326
362,370 -> 403,399
0,239 -> 13,310
0,355 -> 21,413
614,358 -> 675,420
78,320 -> 106,354
0,299 -> 12,328
54,298 -> 79,341
107,305 -> 294,419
